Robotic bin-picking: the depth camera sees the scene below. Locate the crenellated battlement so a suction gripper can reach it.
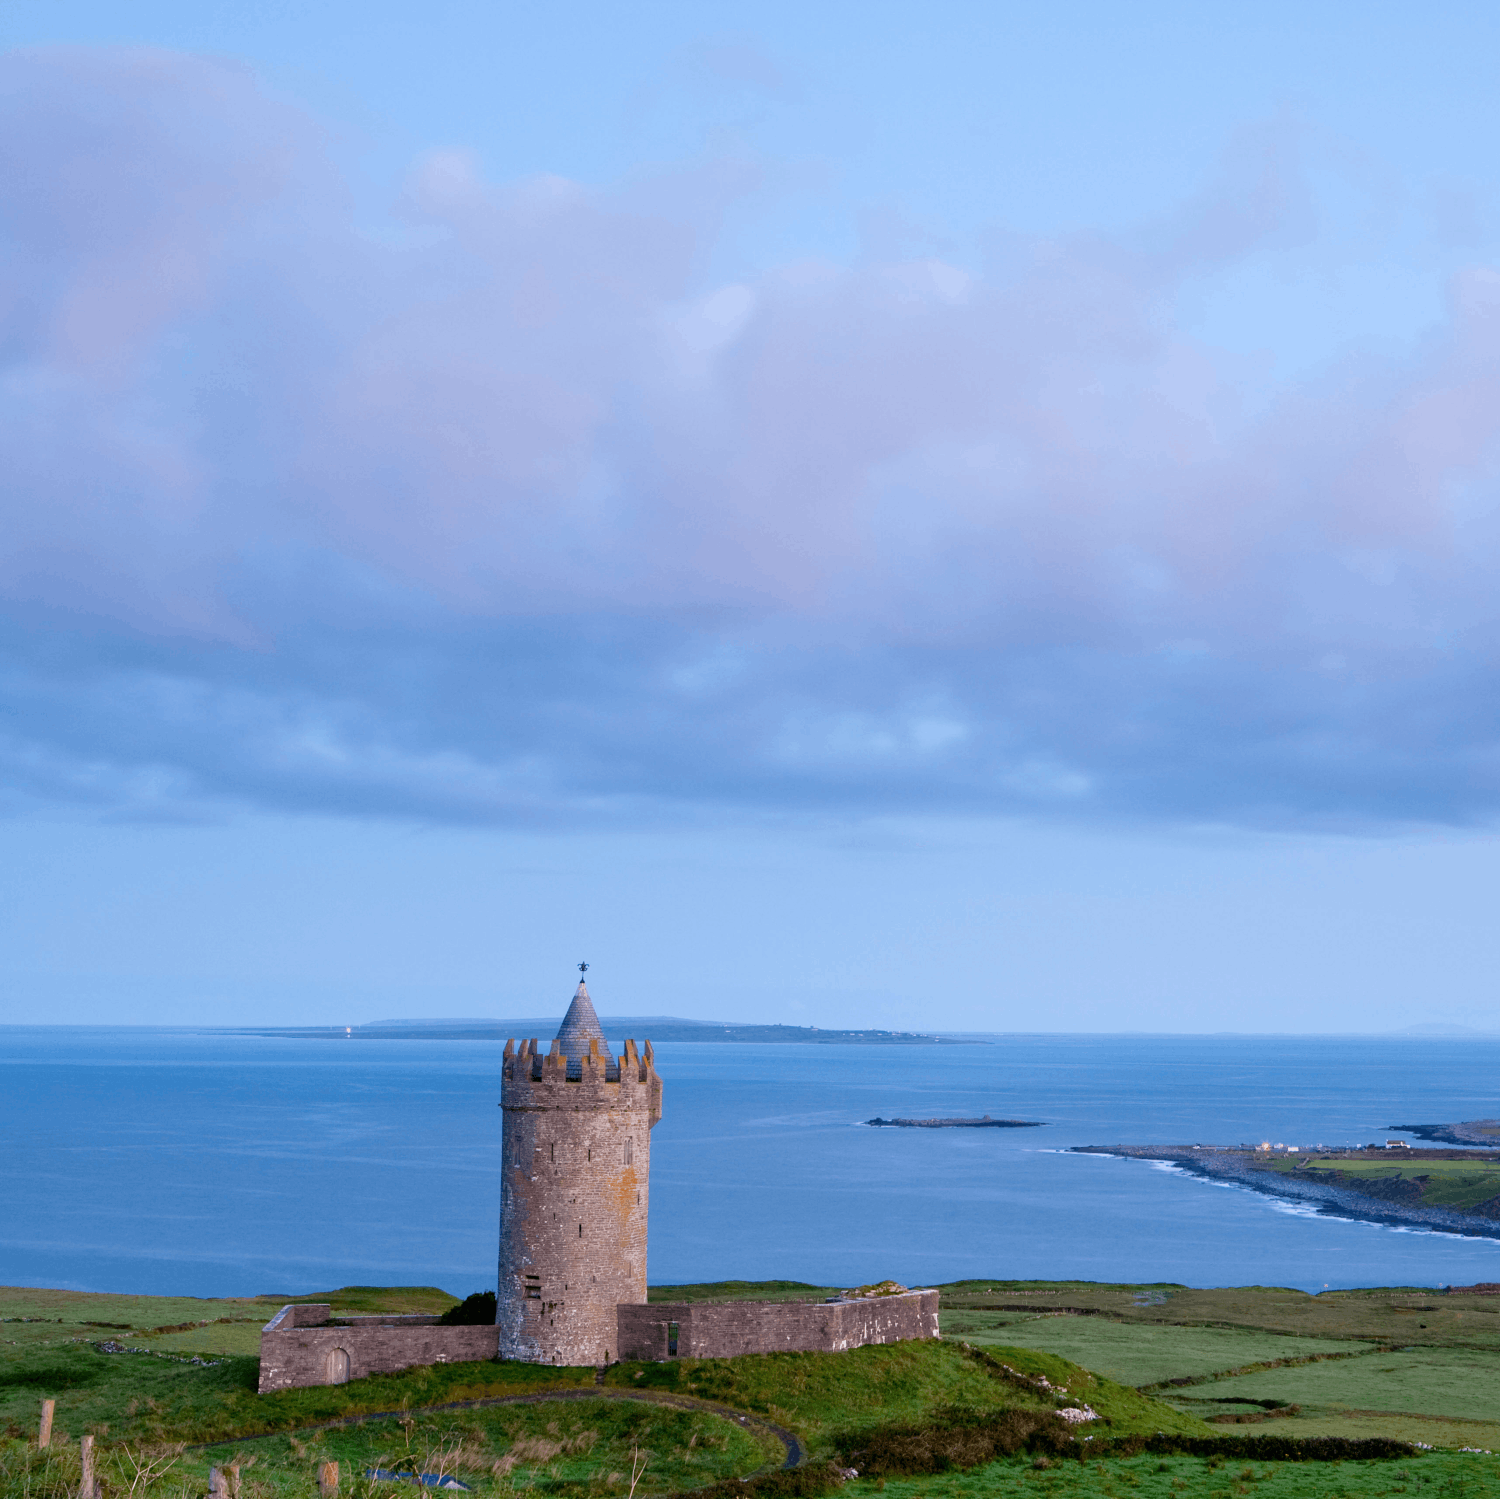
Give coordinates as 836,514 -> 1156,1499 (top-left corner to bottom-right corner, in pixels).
501,1037 -> 661,1124
502,1035 -> 655,1083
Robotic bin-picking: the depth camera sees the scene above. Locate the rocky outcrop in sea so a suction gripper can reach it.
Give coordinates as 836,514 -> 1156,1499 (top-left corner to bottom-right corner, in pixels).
866,1115 -> 1042,1128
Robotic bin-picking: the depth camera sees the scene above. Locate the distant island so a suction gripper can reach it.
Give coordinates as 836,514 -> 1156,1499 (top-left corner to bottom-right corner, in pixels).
231,1016 -> 977,1046
867,1115 -> 1043,1128
1074,1136 -> 1500,1238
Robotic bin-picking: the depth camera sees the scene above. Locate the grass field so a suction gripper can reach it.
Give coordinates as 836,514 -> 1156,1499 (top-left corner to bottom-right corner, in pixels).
1,1397 -> 775,1498
648,1281 -> 841,1304
844,1450 -> 1500,1497
0,1284 -> 457,1369
941,1315 -> 1369,1386
7,1279 -> 1500,1495
938,1280 -> 1500,1347
0,1285 -> 602,1449
1179,1345 -> 1500,1424
602,1336 -> 1205,1449
1263,1156 -> 1500,1211
0,1283 -> 1210,1496
937,1280 -> 1500,1458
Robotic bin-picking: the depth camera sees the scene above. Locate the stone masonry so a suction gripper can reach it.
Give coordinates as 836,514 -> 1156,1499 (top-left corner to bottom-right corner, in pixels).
617,1289 -> 940,1361
257,1304 -> 498,1393
497,981 -> 663,1365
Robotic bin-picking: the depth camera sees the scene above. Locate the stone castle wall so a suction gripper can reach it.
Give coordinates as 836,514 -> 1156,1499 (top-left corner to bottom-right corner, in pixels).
497,1035 -> 662,1365
258,1290 -> 940,1391
616,1289 -> 940,1361
256,1305 -> 498,1393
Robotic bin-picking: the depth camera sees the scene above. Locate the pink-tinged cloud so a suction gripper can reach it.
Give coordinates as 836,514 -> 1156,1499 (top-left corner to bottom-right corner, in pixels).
4,47 -> 1500,827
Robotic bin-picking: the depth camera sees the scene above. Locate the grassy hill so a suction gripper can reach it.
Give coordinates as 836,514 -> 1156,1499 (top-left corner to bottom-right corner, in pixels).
939,1279 -> 1500,1452
604,1335 -> 1205,1450
2,1280 -> 1500,1495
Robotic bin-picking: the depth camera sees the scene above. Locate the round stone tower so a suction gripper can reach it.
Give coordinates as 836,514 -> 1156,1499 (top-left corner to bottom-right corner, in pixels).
497,978 -> 662,1365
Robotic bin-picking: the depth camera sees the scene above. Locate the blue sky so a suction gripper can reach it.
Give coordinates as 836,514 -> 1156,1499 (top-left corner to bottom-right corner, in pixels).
4,1 -> 1500,1031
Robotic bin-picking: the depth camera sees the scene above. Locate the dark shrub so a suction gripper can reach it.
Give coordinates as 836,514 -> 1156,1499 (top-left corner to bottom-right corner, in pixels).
0,1365 -> 99,1390
1100,1434 -> 1413,1462
437,1291 -> 496,1326
836,1408 -> 1416,1477
690,1461 -> 849,1497
838,1407 -> 1073,1476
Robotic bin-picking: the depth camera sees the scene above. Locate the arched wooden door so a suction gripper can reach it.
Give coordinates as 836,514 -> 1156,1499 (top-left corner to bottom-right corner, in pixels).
325,1347 -> 350,1384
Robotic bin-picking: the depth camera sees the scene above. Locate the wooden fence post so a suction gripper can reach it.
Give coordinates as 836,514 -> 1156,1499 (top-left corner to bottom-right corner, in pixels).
318,1458 -> 339,1497
38,1398 -> 54,1448
228,1460 -> 241,1496
79,1434 -> 96,1498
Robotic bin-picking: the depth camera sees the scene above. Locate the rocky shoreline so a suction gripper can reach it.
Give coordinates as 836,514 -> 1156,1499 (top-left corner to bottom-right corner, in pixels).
1072,1144 -> 1500,1241
1390,1119 -> 1500,1147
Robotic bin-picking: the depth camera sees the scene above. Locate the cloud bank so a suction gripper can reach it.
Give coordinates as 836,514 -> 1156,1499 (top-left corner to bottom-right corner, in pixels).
5,47 -> 1500,829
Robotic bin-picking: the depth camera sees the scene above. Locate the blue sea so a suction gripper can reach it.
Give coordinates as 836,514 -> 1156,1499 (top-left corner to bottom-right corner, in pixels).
4,1028 -> 1500,1299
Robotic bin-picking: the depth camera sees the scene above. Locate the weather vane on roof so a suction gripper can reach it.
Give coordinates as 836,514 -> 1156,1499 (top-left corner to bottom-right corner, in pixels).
578,961 -> 589,977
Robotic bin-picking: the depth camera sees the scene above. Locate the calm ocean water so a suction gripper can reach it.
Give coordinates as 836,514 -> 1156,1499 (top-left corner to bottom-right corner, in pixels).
4,1028 -> 1500,1299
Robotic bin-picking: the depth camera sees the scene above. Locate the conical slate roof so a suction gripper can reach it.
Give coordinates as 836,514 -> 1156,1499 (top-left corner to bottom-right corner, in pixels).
556,980 -> 607,1059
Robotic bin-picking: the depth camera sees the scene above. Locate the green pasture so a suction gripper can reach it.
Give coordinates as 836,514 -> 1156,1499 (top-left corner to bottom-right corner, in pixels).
944,1312 -> 1368,1386
846,1450 -> 1500,1498
0,1283 -> 458,1373
0,1281 -> 1208,1495
0,1397 -> 774,1498
0,1343 -> 596,1449
605,1336 -> 1204,1451
259,1286 -> 462,1316
1186,1345 -> 1500,1425
1202,1405 -> 1500,1453
10,1279 -> 1500,1494
204,1397 -> 775,1497
0,1283 -> 593,1450
648,1280 -> 841,1303
1264,1155 -> 1500,1210
937,1279 -> 1500,1347
137,1321 -> 267,1357
937,1279 -> 1500,1458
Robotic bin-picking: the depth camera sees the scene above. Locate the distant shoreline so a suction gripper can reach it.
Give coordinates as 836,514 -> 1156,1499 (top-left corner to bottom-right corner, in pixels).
223,1019 -> 979,1045
1074,1144 -> 1500,1241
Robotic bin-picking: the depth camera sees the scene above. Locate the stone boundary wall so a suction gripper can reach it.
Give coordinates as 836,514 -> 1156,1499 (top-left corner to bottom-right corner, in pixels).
616,1289 -> 940,1361
257,1304 -> 499,1393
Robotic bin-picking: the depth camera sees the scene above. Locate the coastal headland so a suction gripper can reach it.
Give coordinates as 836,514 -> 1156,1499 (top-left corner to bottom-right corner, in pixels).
1072,1141 -> 1500,1239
